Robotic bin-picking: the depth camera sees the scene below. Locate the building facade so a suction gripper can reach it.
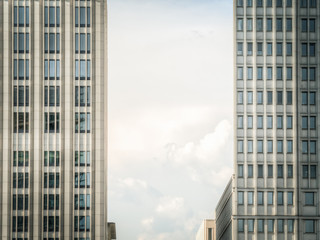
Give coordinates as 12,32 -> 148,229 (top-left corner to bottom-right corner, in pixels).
0,0 -> 108,239
232,0 -> 319,239
196,219 -> 216,240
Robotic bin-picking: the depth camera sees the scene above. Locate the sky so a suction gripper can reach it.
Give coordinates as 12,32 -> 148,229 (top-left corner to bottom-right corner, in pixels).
108,0 -> 234,239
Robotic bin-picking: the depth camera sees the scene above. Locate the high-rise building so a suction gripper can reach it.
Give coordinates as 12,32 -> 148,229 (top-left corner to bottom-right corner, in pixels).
216,0 -> 320,239
0,0 -> 108,239
196,219 -> 216,240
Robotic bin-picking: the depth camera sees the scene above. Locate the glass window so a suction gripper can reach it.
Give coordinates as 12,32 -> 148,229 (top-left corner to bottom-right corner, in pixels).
276,18 -> 283,31
310,0 -> 316,7
267,91 -> 272,104
310,165 -> 316,178
247,18 -> 253,31
287,116 -> 293,129
87,113 -> 91,133
87,7 -> 91,27
287,67 -> 292,80
277,116 -> 283,129
277,67 -> 282,80
49,7 -> 55,27
268,219 -> 274,232
248,191 -> 253,204
310,141 -> 316,154
267,67 -> 272,80
276,43 -> 282,56
278,164 -> 283,178
267,42 -> 272,55
310,92 -> 316,105
288,219 -> 294,233
267,18 -> 272,31
258,219 -> 264,233
238,164 -> 244,177
87,172 -> 90,188
305,220 -> 315,233
257,18 -> 263,31
87,60 -> 91,79
310,43 -> 315,56
75,7 -> 79,27
248,219 -> 254,232
247,140 -> 253,153
310,67 -> 316,81
277,91 -> 283,104
278,220 -> 284,233
80,7 -> 85,27
247,91 -> 253,104
287,140 -> 293,153
288,191 -> 293,205
287,42 -> 292,56
277,140 -> 283,153
44,7 -> 48,27
49,33 -> 55,53
310,19 -> 315,32
238,191 -> 244,205
257,67 -> 263,80
247,116 -> 253,129
257,42 -> 263,55
19,7 -> 24,27
238,140 -> 243,153
238,219 -> 244,232
80,172 -> 85,188
257,141 -> 263,153
86,194 -> 90,209
87,33 -> 91,53
287,91 -> 292,104
278,191 -> 283,205
57,7 -> 60,27
80,33 -> 85,53
247,0 -> 253,7
257,116 -> 263,129
49,60 -> 55,79
267,0 -> 272,6
258,191 -> 263,204
87,86 -> 91,106
80,60 -> 85,79
287,18 -> 292,31
302,43 -> 308,56
248,165 -> 253,178
237,67 -> 243,80
267,140 -> 273,153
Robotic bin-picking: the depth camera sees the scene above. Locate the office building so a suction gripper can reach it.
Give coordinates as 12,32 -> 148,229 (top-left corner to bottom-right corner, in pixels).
216,0 -> 320,239
0,0 -> 108,239
196,219 -> 216,240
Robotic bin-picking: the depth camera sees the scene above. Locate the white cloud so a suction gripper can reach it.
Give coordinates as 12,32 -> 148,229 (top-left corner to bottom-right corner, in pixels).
156,196 -> 185,218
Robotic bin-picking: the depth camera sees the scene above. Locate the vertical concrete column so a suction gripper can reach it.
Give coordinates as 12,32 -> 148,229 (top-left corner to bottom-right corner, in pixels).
63,1 -> 74,238
1,1 -> 12,239
93,0 -> 107,238
32,1 -> 43,239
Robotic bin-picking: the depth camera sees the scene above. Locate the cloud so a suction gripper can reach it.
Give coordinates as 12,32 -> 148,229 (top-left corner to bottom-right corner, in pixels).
156,196 -> 185,218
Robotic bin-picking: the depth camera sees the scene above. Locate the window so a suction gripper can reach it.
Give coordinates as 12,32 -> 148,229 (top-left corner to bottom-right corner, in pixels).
301,0 -> 307,7
288,220 -> 294,233
248,165 -> 253,178
276,43 -> 283,56
258,191 -> 263,204
287,42 -> 292,56
287,116 -> 292,129
277,140 -> 283,153
268,220 -> 274,232
287,91 -> 292,105
248,219 -> 254,232
288,191 -> 293,205
286,67 -> 292,80
302,116 -> 308,129
248,191 -> 253,204
276,18 -> 283,31
276,67 -> 282,80
238,219 -> 244,232
302,43 -> 308,56
267,42 -> 273,55
257,164 -> 263,177
310,0 -> 316,8
310,141 -> 316,154
247,67 -> 253,79
257,0 -> 263,7
258,219 -> 264,233
268,191 -> 273,204
267,0 -> 272,6
286,18 -> 292,31
277,0 -> 283,6
302,141 -> 308,154
310,67 -> 316,81
310,92 -> 316,105
238,67 -> 243,80
80,7 -> 86,27
267,91 -> 273,104
277,116 -> 283,129
267,18 -> 272,31
237,19 -> 243,31
303,165 -> 309,178
247,43 -> 253,56
305,192 -> 314,205
257,116 -> 263,129
277,191 -> 284,205
302,67 -> 308,80
277,91 -> 283,104
257,67 -> 263,80
267,140 -> 273,153
278,165 -> 283,178
238,192 -> 244,205
248,140 -> 253,153
310,43 -> 315,56
238,164 -> 244,177
267,67 -> 272,80
257,42 -> 263,55
278,220 -> 284,233
310,19 -> 315,32
238,140 -> 244,153
287,140 -> 293,153
268,165 -> 273,178
310,165 -> 316,178
19,6 -> 24,27
305,220 -> 315,233
257,18 -> 263,31
247,0 -> 252,7
237,43 -> 243,55
302,19 -> 308,32
247,91 -> 253,104
247,116 -> 253,129
238,116 -> 243,129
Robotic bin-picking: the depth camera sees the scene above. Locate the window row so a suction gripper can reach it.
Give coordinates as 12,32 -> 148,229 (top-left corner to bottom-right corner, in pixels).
237,140 -> 296,154
13,151 -> 29,167
75,112 -> 91,133
44,86 -> 60,107
237,91 -> 293,105
75,33 -> 91,54
237,0 -> 293,8
44,112 -> 60,133
237,115 -> 293,129
303,165 -> 317,178
238,219 -> 295,233
44,59 -> 60,80
14,59 -> 29,80
75,7 -> 91,27
44,33 -> 60,54
238,191 -> 293,205
44,151 -> 60,167
13,6 -> 30,27
14,33 -> 29,54
75,86 -> 90,107
74,172 -> 90,188
302,67 -> 316,81
301,43 -> 316,57
237,18 -> 292,32
12,216 -> 28,232
302,116 -> 317,129
302,140 -> 317,154
43,216 -> 59,232
13,112 -> 29,133
13,86 -> 29,107
74,194 -> 90,210
13,172 -> 29,188
75,151 -> 91,167
74,216 -> 90,232
12,194 -> 28,210
238,164 -> 293,178
301,18 -> 316,32
237,66 -> 293,80
43,194 -> 59,210
237,42 -> 292,56
44,7 -> 61,27
75,60 -> 91,80
44,172 -> 60,188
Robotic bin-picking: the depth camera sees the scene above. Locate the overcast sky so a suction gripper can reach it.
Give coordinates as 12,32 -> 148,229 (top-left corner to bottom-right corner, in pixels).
108,0 -> 233,239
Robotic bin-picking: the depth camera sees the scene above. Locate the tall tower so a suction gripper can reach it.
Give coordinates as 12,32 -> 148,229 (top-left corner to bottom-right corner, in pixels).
0,0 -> 108,239
231,0 -> 319,238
